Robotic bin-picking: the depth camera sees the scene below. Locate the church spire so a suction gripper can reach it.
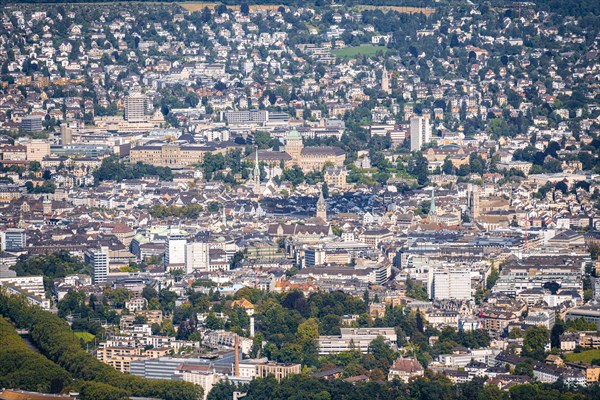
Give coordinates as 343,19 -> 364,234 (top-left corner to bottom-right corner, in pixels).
430,189 -> 436,215
253,146 -> 260,195
316,184 -> 327,221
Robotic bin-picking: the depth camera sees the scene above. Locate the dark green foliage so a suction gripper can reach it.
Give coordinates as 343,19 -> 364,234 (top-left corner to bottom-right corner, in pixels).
0,293 -> 202,400
0,316 -> 72,394
11,251 -> 89,292
93,156 -> 172,183
522,326 -> 550,360
208,371 -> 597,400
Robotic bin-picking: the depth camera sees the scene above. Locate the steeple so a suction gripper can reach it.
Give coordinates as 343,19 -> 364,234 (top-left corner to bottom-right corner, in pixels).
430,189 -> 436,215
253,146 -> 260,195
381,65 -> 390,94
316,184 -> 327,221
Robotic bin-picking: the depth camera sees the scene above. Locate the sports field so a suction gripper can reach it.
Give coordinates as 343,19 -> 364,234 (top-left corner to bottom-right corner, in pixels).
332,44 -> 387,59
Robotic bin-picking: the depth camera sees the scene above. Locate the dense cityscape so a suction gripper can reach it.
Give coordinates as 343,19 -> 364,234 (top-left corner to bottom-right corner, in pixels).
0,0 -> 599,399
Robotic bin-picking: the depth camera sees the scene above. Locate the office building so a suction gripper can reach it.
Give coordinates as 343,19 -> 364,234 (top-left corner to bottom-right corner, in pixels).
317,328 -> 397,355
1,229 -> 26,251
125,93 -> 147,122
25,139 -> 50,161
185,241 -> 209,274
165,231 -> 187,271
429,269 -> 471,300
410,116 -> 431,151
223,110 -> 268,125
85,247 -> 109,284
21,115 -> 43,133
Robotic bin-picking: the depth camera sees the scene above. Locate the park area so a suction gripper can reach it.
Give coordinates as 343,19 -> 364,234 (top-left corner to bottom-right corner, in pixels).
564,349 -> 600,364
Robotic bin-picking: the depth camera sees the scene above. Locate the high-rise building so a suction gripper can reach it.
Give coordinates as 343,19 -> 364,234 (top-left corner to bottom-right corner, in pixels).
21,115 -> 43,133
429,269 -> 471,300
185,241 -> 210,274
125,93 -> 147,122
61,123 -> 72,145
85,247 -> 109,284
165,231 -> 187,271
410,116 -> 431,151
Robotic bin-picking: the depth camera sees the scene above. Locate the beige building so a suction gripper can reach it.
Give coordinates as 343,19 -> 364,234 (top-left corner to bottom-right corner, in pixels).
129,144 -> 218,168
181,367 -> 222,400
324,166 -> 348,190
285,129 -> 345,172
26,139 -> 50,161
238,358 -> 301,382
96,346 -> 144,373
388,357 -> 424,382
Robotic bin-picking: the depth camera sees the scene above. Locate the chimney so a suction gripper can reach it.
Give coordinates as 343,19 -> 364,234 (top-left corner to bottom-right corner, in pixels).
234,334 -> 240,377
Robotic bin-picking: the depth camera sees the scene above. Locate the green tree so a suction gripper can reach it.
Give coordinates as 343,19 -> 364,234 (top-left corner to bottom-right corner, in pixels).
522,326 -> 549,360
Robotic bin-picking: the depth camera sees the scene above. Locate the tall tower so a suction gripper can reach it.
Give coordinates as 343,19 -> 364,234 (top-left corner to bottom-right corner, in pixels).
124,92 -> 147,122
469,184 -> 480,220
381,65 -> 390,94
60,123 -> 72,145
42,196 -> 52,215
430,189 -> 436,216
253,147 -> 261,195
316,184 -> 327,221
410,116 -> 432,151
285,128 -> 304,164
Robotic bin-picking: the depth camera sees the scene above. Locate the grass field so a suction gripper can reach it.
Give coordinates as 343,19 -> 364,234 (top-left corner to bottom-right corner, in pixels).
332,44 -> 387,59
74,332 -> 96,343
179,2 -> 283,12
564,349 -> 600,364
354,5 -> 435,15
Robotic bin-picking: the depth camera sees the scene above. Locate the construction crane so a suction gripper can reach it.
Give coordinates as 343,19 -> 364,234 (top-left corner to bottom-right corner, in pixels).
506,2 -> 535,19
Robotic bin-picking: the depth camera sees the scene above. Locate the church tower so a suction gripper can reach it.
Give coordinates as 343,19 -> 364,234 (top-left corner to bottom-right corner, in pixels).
285,128 -> 304,165
469,184 -> 480,220
253,147 -> 261,196
43,196 -> 52,215
316,185 -> 327,221
381,65 -> 390,94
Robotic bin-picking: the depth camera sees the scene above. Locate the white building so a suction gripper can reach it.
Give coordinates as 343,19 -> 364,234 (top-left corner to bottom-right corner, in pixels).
165,231 -> 187,271
0,275 -> 45,298
181,368 -> 222,400
410,116 -> 432,151
429,269 -> 471,300
85,246 -> 109,284
125,92 -> 148,122
185,241 -> 209,274
317,327 -> 397,355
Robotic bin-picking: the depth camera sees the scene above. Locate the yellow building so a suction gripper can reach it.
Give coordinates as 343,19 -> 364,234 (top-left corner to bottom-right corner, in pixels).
130,144 -> 217,168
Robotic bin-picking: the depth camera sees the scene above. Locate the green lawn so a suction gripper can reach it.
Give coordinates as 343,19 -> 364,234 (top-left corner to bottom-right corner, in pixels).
564,349 -> 600,364
332,44 -> 387,59
74,332 -> 95,343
